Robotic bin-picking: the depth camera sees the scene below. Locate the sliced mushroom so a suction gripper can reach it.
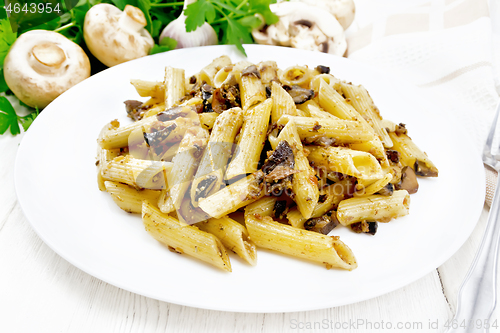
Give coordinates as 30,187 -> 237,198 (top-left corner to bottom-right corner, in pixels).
298,0 -> 355,30
395,166 -> 419,194
304,212 -> 339,234
273,200 -> 288,219
378,183 -> 394,196
350,221 -> 378,235
84,4 -> 154,67
414,160 -> 439,177
283,85 -> 315,104
3,30 -> 90,109
251,2 -> 347,56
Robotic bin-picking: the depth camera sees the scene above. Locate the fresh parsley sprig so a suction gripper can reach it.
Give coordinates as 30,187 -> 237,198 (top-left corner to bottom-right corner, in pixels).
184,0 -> 278,55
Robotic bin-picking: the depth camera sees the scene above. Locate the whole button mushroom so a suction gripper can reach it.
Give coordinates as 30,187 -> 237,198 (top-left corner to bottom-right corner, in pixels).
252,2 -> 347,56
83,4 -> 154,67
3,30 -> 91,109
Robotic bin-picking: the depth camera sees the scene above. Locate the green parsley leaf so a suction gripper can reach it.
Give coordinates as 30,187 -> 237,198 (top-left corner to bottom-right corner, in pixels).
0,96 -> 20,135
150,36 -> 177,54
0,69 -> 8,93
0,10 -> 17,68
184,0 -> 216,32
225,17 -> 252,55
20,108 -> 39,132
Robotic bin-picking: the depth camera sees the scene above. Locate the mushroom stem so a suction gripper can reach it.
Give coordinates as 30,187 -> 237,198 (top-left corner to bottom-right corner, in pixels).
119,5 -> 147,33
32,43 -> 66,67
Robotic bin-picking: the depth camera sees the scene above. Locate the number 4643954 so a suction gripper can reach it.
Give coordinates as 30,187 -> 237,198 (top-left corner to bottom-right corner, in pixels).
4,2 -> 61,14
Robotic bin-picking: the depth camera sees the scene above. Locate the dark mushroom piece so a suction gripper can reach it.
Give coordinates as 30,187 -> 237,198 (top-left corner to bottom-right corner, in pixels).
395,166 -> 419,194
378,183 -> 394,196
304,212 -> 339,235
283,85 -> 315,104
414,160 -> 439,177
273,200 -> 288,219
157,106 -> 189,121
241,65 -> 261,79
193,175 -> 219,202
315,65 -> 330,74
350,221 -> 378,235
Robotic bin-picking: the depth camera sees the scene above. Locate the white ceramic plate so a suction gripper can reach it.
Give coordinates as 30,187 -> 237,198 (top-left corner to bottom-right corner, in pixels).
15,45 -> 484,313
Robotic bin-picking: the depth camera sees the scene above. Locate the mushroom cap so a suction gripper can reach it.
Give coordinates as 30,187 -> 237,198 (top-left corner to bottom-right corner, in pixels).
252,2 -> 347,56
83,4 -> 154,67
298,0 -> 355,30
3,30 -> 91,109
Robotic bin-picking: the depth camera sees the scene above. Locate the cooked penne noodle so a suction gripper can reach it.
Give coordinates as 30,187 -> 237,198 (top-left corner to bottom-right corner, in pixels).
142,200 -> 232,272
286,184 -> 344,229
99,116 -> 157,149
355,173 -> 393,196
239,65 -> 266,110
276,122 -> 319,219
280,65 -> 312,87
97,147 -> 121,191
225,99 -> 272,179
341,82 -> 393,148
307,146 -> 385,181
245,213 -> 357,270
244,196 -> 277,218
389,131 -> 438,177
104,181 -> 161,213
318,80 -> 362,121
102,155 -> 172,189
278,115 -> 373,143
130,79 -> 165,99
199,173 -> 265,219
271,81 -> 297,124
164,66 -> 185,109
298,100 -> 335,119
337,190 -> 410,226
199,55 -> 232,86
199,112 -> 219,130
258,60 -> 279,86
310,73 -> 341,92
191,107 -> 244,206
158,190 -> 175,214
168,127 -> 209,210
197,216 -> 257,265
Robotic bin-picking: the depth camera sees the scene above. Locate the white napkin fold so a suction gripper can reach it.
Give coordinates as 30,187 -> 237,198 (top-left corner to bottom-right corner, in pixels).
346,0 -> 499,206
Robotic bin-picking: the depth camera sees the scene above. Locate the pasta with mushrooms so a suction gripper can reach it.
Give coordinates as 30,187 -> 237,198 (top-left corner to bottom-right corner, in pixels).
96,56 -> 438,272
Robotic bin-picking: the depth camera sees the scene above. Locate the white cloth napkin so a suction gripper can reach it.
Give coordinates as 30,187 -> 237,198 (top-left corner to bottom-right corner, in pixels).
346,0 -> 499,206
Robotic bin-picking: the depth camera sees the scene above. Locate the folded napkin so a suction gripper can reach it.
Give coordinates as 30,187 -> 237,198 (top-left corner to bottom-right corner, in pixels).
346,0 -> 499,206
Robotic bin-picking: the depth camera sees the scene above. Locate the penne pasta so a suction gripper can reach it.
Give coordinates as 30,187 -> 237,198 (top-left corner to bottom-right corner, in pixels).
164,66 -> 185,109
271,80 -> 297,124
101,155 -> 172,189
337,190 -> 410,226
225,99 -> 272,179
239,65 -> 266,110
245,213 -> 357,270
197,216 -> 257,266
388,131 -> 439,177
191,107 -> 244,206
341,82 -> 393,148
307,146 -> 385,181
276,122 -> 319,219
142,200 -> 232,272
277,115 -> 374,143
198,173 -> 265,219
104,181 -> 161,214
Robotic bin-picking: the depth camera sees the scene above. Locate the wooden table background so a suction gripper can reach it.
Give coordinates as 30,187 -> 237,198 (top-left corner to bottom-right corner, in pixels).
1,1 -> 497,332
